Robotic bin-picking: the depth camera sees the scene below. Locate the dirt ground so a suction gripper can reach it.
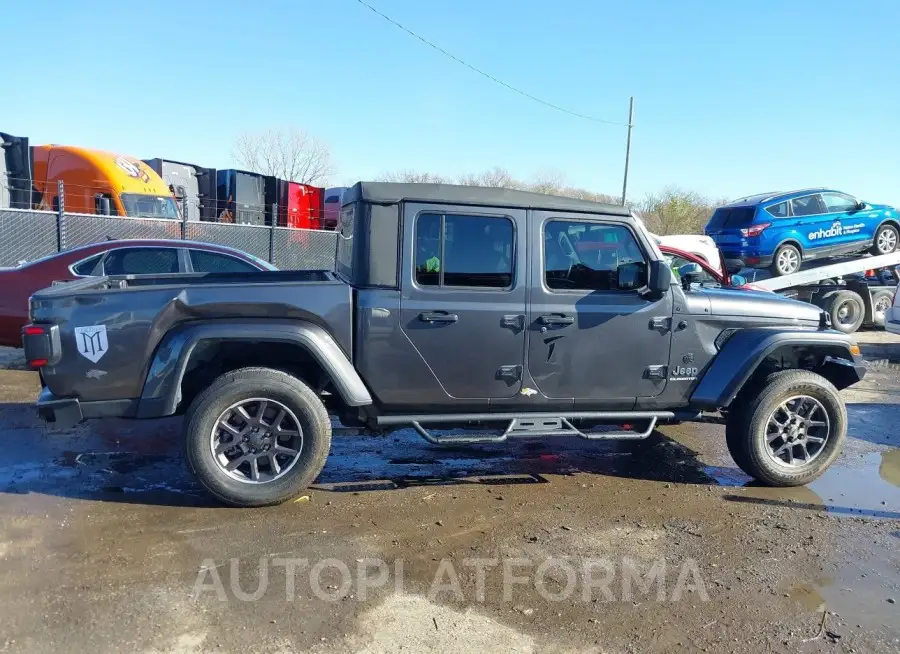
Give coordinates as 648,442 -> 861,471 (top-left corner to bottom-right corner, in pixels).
0,333 -> 898,653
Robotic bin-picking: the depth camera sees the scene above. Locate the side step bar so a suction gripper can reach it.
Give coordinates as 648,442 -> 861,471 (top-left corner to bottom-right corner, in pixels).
376,411 -> 685,446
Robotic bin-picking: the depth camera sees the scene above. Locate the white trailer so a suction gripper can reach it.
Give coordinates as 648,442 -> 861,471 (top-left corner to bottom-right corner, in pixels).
752,252 -> 900,334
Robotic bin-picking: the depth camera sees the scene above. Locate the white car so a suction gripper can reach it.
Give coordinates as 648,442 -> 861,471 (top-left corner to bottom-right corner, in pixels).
653,233 -> 723,274
885,284 -> 900,335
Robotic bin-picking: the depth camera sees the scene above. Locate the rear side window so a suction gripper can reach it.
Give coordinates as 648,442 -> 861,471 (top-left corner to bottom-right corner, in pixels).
71,254 -> 103,276
103,248 -> 179,275
791,194 -> 826,217
189,250 -> 258,273
765,202 -> 788,218
415,213 -> 514,288
708,207 -> 756,228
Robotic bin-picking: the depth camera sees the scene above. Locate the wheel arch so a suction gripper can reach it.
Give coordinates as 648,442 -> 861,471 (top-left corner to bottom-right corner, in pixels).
774,238 -> 804,255
691,329 -> 864,410
137,320 -> 372,418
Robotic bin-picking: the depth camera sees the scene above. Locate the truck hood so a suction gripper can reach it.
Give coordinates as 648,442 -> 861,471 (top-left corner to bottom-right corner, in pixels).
701,287 -> 823,324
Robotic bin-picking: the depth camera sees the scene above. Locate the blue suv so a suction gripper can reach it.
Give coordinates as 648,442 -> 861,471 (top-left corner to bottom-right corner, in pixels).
705,189 -> 899,276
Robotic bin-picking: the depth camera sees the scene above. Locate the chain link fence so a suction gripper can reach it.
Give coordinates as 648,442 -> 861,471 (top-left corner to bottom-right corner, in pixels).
0,208 -> 338,270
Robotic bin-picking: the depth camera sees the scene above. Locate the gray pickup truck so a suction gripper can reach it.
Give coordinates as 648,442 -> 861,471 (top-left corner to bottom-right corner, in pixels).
24,183 -> 866,506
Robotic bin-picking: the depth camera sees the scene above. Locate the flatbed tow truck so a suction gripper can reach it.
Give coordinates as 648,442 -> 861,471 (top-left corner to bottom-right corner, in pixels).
751,252 -> 900,333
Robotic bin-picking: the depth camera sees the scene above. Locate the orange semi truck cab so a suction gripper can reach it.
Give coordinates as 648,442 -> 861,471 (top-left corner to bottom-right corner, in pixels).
31,145 -> 179,219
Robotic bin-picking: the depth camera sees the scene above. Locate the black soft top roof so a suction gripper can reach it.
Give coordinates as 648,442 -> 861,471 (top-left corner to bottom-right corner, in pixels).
343,182 -> 631,216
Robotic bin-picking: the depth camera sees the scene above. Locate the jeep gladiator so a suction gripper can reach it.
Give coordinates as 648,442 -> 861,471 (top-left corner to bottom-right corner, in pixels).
24,182 -> 867,506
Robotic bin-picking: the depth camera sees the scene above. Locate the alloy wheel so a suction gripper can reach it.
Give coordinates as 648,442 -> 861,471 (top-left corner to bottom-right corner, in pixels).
764,396 -> 830,468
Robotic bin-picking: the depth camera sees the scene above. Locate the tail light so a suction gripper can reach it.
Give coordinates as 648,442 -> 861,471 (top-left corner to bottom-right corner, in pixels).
740,223 -> 771,238
22,324 -> 57,369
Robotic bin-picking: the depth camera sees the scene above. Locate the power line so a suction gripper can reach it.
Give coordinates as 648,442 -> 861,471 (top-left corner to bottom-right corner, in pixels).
353,0 -> 627,127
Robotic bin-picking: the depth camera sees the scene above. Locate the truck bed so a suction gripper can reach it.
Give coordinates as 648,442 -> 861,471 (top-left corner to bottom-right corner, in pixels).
29,270 -> 352,403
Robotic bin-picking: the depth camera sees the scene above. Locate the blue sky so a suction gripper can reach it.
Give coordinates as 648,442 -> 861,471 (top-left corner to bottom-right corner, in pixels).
5,0 -> 899,203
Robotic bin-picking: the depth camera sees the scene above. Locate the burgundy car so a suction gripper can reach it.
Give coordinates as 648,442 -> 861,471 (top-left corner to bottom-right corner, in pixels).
0,240 -> 276,347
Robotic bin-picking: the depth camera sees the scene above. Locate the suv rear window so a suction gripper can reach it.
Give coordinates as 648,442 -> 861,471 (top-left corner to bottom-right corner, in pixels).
707,207 -> 756,229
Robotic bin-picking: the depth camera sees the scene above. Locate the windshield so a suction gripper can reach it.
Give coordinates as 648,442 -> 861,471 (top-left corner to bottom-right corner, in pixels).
120,193 -> 179,219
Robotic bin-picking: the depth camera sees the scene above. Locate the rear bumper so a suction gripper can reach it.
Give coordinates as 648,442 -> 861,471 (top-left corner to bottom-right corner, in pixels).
36,388 -> 137,429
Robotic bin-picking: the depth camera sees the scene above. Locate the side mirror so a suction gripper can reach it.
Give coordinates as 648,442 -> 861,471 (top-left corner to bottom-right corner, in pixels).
617,261 -> 648,291
646,259 -> 671,297
96,196 -> 111,216
678,262 -> 703,289
857,200 -> 868,211
730,274 -> 747,288
724,258 -> 743,275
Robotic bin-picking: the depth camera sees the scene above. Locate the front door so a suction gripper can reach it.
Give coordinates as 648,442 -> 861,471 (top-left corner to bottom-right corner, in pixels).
399,204 -> 527,401
526,212 -> 673,405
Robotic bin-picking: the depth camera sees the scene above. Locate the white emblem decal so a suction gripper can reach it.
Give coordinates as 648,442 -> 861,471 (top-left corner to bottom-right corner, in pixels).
74,326 -> 108,363
520,387 -> 538,397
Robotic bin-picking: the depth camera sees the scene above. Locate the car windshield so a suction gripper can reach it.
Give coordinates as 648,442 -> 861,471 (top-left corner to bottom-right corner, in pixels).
707,207 -> 756,230
120,193 -> 179,219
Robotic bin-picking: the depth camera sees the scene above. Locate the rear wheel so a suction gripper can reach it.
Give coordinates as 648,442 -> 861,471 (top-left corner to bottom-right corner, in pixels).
871,224 -> 899,256
184,367 -> 331,507
770,244 -> 801,276
871,288 -> 894,328
726,370 -> 845,486
821,289 -> 865,333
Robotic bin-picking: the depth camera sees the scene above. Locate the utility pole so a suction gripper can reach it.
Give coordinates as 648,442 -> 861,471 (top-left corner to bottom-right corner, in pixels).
621,96 -> 634,206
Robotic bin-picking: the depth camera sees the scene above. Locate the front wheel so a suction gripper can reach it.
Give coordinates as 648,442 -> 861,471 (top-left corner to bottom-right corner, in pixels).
770,244 -> 801,277
184,367 -> 332,507
725,370 -> 846,486
871,224 -> 899,256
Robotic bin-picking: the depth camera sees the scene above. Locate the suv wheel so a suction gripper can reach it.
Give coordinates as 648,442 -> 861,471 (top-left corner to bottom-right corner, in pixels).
726,370 -> 845,486
770,244 -> 801,276
184,367 -> 331,507
821,289 -> 865,333
871,224 -> 899,255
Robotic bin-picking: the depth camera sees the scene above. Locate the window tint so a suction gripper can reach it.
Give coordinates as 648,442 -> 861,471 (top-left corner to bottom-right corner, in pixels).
707,207 -> 756,229
544,220 -> 646,291
765,202 -> 788,218
415,213 -> 514,288
189,250 -> 258,273
821,193 -> 858,213
790,194 -> 826,217
71,254 -> 103,276
103,248 -> 179,275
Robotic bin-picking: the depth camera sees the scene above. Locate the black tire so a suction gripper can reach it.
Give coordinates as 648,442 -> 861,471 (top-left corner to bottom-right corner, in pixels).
821,289 -> 865,333
870,288 -> 894,328
870,223 -> 899,256
769,244 -> 801,277
725,370 -> 846,486
183,367 -> 331,507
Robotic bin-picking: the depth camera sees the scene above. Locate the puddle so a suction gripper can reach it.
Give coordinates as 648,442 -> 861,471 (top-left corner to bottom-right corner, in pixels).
785,581 -> 828,612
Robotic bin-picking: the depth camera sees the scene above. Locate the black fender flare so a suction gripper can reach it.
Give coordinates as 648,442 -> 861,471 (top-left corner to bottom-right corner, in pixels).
137,320 -> 372,418
690,328 -> 864,410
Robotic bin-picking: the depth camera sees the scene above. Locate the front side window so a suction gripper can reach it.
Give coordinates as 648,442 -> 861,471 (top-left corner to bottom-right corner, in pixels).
544,220 -> 647,291
103,248 -> 179,275
189,250 -> 258,273
765,201 -> 788,218
414,213 -> 514,288
790,194 -> 826,217
821,192 -> 858,213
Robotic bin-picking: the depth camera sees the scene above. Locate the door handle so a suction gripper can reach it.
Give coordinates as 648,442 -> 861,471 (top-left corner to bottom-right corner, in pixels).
419,311 -> 459,323
539,314 -> 575,326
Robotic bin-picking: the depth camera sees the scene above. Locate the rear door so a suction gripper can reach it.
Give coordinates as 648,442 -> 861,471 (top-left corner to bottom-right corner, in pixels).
527,212 -> 673,405
790,194 -> 830,253
399,204 -> 527,401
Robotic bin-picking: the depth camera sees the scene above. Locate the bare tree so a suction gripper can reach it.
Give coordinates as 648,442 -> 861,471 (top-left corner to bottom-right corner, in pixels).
232,127 -> 335,185
378,170 -> 449,184
457,167 -> 516,188
636,186 -> 718,235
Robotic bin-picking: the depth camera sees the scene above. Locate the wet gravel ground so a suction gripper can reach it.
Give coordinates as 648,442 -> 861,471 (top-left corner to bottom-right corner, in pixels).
0,335 -> 898,653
